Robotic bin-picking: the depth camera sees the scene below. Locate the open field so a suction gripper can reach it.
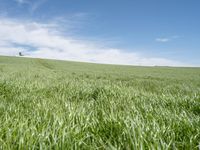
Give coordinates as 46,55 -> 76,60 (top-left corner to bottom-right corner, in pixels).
0,56 -> 200,149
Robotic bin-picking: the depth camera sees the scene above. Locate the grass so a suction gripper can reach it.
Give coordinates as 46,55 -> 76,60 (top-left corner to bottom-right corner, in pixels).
0,55 -> 200,149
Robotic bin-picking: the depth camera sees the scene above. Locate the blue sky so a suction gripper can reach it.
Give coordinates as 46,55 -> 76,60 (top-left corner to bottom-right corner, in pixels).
0,0 -> 199,66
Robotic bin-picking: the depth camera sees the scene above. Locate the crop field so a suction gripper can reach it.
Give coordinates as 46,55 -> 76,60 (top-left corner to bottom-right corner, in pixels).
0,56 -> 200,149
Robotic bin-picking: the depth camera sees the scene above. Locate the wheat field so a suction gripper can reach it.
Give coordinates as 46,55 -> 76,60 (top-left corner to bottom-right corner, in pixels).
0,56 -> 200,149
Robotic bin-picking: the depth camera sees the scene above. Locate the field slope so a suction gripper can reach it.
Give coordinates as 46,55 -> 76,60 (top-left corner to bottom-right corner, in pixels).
0,56 -> 200,149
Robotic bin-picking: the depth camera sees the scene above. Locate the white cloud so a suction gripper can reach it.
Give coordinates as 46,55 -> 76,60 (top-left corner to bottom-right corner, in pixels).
172,35 -> 180,39
156,35 -> 181,43
30,0 -> 47,12
15,0 -> 29,5
15,0 -> 26,4
156,38 -> 170,42
14,0 -> 47,12
0,17 -> 190,66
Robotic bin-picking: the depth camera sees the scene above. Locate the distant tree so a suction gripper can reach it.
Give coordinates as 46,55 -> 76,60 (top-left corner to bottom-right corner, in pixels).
19,52 -> 23,56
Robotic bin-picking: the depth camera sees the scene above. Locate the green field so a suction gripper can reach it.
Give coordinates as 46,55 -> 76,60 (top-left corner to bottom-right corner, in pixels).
0,56 -> 200,149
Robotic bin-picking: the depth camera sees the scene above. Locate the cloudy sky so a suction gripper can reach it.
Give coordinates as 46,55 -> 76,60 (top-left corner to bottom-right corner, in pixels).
0,0 -> 199,66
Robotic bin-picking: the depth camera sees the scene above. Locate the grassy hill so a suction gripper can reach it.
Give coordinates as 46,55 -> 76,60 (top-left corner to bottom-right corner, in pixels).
0,56 -> 200,149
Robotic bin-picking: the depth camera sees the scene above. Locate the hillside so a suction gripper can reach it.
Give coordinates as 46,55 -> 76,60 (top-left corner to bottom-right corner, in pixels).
0,56 -> 200,149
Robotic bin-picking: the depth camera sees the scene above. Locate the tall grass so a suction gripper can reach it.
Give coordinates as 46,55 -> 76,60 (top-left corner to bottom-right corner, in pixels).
0,56 -> 200,149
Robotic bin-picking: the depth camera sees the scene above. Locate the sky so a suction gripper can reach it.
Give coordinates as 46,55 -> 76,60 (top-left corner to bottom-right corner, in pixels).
0,0 -> 199,66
